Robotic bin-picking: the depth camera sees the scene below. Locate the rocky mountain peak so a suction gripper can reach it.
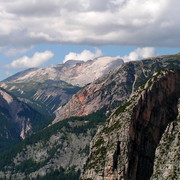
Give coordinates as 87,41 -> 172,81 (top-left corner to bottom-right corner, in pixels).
53,54 -> 180,124
81,69 -> 180,180
63,59 -> 85,68
2,56 -> 123,87
0,54 -> 179,179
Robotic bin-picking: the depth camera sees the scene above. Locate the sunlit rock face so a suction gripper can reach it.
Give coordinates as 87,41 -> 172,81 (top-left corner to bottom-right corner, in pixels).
2,56 -> 124,87
0,57 -> 123,114
54,54 -> 180,124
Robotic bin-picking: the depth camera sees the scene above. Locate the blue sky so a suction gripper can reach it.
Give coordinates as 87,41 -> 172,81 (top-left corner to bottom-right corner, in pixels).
0,0 -> 180,80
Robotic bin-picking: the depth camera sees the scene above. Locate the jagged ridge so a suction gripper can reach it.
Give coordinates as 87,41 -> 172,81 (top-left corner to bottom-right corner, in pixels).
81,69 -> 180,180
54,54 -> 180,123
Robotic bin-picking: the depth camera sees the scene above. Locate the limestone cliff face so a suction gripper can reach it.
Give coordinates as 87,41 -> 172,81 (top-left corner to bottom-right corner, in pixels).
81,69 -> 180,180
0,88 -> 32,140
151,99 -> 180,179
0,88 -> 46,153
54,54 -> 180,123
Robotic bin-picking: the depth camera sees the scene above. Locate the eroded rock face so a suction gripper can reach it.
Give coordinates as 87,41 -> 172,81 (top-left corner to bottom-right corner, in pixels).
54,54 -> 180,124
81,70 -> 180,180
127,71 -> 180,180
0,88 -> 32,140
0,88 -> 46,152
2,57 -> 123,87
1,57 -> 123,115
151,99 -> 180,180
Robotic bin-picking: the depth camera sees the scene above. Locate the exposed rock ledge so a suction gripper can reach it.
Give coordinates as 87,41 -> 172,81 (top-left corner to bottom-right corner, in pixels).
81,69 -> 180,180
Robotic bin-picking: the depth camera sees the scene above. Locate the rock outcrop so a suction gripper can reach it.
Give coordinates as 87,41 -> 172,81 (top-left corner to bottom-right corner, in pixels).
0,88 -> 47,152
0,88 -> 31,140
0,57 -> 123,115
54,54 -> 180,123
0,80 -> 80,115
0,108 -> 107,179
81,69 -> 180,180
0,54 -> 179,179
151,99 -> 180,179
2,56 -> 123,87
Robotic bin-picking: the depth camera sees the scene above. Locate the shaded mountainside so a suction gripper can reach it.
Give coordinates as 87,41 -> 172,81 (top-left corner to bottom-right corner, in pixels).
0,80 -> 80,114
0,88 -> 51,153
0,108 -> 108,179
54,53 -> 180,124
81,69 -> 180,180
0,54 -> 179,180
151,106 -> 180,180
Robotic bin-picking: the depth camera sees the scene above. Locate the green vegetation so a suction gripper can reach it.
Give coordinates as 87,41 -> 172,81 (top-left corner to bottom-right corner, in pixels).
79,145 -> 90,156
0,95 -> 54,153
13,143 -> 65,176
0,107 -> 107,172
32,166 -> 80,180
114,101 -> 131,116
95,146 -> 106,156
17,105 -> 53,133
152,120 -> 180,179
15,159 -> 38,175
134,54 -> 180,90
3,80 -> 80,115
93,138 -> 104,148
0,107 -> 21,152
102,121 -> 121,134
86,145 -> 107,171
134,71 -> 149,90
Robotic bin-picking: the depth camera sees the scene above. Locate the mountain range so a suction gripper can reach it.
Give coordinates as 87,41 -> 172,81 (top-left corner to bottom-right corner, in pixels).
0,56 -> 123,115
54,54 -> 180,123
0,54 -> 179,180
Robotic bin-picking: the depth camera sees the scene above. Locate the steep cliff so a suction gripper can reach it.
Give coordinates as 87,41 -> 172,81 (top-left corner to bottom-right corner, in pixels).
0,54 -> 179,179
0,88 -> 49,152
151,99 -> 180,179
81,69 -> 180,180
54,54 -> 180,123
0,108 -> 107,179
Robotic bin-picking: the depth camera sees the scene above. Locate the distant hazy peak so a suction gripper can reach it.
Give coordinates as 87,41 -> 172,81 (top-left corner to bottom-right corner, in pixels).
2,56 -> 124,87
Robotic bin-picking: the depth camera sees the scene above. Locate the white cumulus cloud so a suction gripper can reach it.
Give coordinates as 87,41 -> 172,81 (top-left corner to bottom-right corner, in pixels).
123,47 -> 156,61
63,48 -> 103,63
0,0 -> 179,47
6,51 -> 54,68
